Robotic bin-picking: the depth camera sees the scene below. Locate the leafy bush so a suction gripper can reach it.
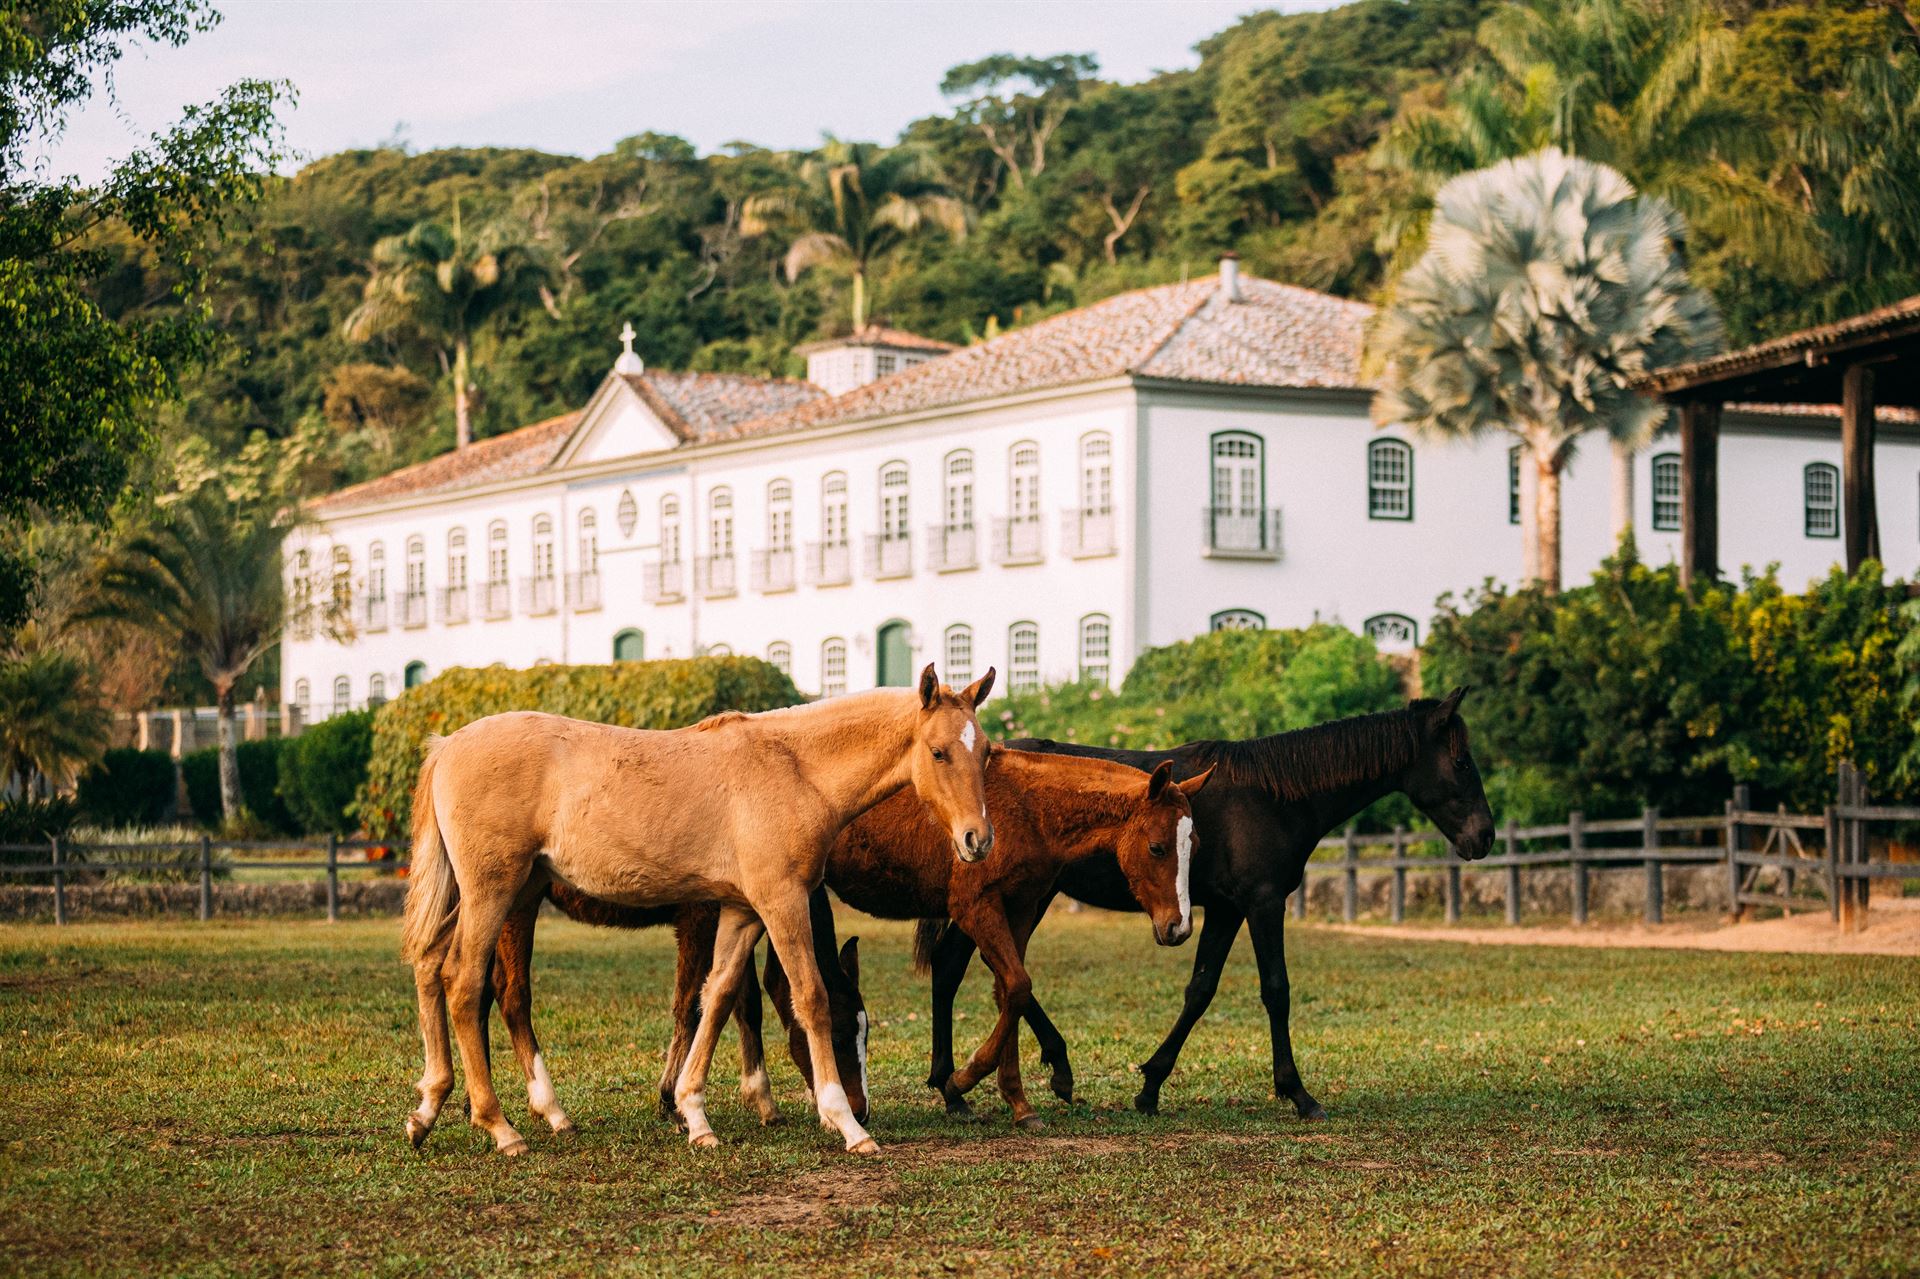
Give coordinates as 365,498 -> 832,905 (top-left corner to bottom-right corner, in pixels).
180,738 -> 297,833
0,795 -> 79,850
76,749 -> 178,828
356,657 -> 803,840
279,710 -> 375,836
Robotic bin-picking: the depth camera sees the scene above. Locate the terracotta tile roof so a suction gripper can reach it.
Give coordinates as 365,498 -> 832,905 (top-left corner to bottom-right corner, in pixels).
311,411 -> 580,512
618,370 -> 823,443
733,273 -> 1371,437
793,325 -> 960,355
1637,294 -> 1920,393
1728,401 -> 1920,426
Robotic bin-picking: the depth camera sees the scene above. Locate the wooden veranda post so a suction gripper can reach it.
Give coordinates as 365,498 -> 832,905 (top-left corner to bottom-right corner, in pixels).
1679,400 -> 1721,590
1841,364 -> 1880,571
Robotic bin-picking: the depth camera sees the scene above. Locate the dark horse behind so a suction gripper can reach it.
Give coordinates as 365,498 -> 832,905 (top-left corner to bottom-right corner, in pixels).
922,689 -> 1496,1119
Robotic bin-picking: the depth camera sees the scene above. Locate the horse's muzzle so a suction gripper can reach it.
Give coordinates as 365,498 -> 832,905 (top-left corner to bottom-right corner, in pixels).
957,826 -> 994,863
1154,918 -> 1192,947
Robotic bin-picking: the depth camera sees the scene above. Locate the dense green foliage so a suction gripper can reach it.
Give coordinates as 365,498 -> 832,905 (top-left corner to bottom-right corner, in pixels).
1424,550 -> 1916,822
0,794 -> 78,847
75,748 -> 177,829
276,709 -> 373,836
180,738 -> 293,832
356,656 -> 802,839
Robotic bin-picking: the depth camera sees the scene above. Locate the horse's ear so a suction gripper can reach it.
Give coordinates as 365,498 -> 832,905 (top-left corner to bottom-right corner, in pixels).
919,663 -> 940,709
1177,764 -> 1215,799
839,936 -> 860,985
1426,685 -> 1470,734
1147,759 -> 1175,801
961,666 -> 996,709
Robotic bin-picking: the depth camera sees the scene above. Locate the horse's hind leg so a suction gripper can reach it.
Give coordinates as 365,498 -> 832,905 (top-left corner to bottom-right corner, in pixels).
447,873 -> 539,1155
732,952 -> 781,1125
660,904 -> 717,1124
496,895 -> 573,1136
925,923 -> 977,1100
674,904 -> 763,1148
406,935 -> 458,1149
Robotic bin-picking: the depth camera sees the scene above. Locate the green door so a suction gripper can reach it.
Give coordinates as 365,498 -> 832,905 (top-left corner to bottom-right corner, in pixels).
876,620 -> 912,687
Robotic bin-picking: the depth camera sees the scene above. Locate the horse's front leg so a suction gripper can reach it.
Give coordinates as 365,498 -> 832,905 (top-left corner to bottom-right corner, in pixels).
924,922 -> 977,1110
1246,899 -> 1324,1119
990,913 -> 1045,1128
750,884 -> 876,1153
942,903 -> 1040,1129
1137,900 -> 1244,1115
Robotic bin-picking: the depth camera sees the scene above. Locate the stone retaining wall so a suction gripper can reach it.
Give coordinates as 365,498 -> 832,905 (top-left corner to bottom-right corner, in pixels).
0,880 -> 408,923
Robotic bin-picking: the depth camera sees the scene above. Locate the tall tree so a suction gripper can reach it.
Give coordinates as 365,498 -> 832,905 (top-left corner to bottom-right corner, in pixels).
1372,148 -> 1723,591
0,644 -> 109,796
344,201 -> 552,449
940,54 -> 1097,193
0,0 -> 289,629
742,139 -> 969,331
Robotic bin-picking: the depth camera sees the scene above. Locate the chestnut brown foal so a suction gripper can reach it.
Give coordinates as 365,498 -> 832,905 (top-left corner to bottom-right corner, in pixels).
401,664 -> 994,1157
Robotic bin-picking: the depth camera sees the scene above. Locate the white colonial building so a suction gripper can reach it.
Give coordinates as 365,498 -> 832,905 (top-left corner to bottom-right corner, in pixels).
283,260 -> 1920,720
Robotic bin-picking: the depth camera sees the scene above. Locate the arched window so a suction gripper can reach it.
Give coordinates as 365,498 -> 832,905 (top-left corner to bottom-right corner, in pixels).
1079,613 -> 1111,687
1508,446 -> 1522,525
944,624 -> 973,687
709,486 -> 734,559
578,509 -> 599,575
616,488 -> 638,538
1651,453 -> 1682,531
289,548 -> 313,640
1210,608 -> 1266,632
767,479 -> 793,552
944,451 -> 974,532
822,472 -> 848,547
1008,621 -> 1040,694
292,678 -> 310,720
331,675 -> 351,716
879,462 -> 909,542
766,640 -> 792,678
404,536 -> 425,599
367,541 -> 387,603
1804,462 -> 1839,538
1368,439 -> 1413,520
486,521 -> 508,584
368,673 -> 387,708
532,514 -> 555,580
1009,442 -> 1040,523
403,660 -> 428,689
1212,432 -> 1263,515
446,528 -> 467,589
1364,613 -> 1419,650
330,546 -> 353,613
821,638 -> 848,698
705,642 -> 733,657
660,495 -> 682,562
613,628 -> 645,662
1080,432 -> 1112,515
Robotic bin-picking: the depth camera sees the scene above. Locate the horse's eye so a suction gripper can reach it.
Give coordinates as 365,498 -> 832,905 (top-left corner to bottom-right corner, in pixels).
931,747 -> 948,763
1149,843 -> 1169,858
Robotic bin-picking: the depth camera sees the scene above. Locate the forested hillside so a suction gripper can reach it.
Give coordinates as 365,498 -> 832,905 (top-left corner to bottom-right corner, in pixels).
104,0 -> 1920,487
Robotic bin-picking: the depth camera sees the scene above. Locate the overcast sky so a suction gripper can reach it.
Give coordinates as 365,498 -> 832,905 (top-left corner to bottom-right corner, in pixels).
33,0 -> 1332,183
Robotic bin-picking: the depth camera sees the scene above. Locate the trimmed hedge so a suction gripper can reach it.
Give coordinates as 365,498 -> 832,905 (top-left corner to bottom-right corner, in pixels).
181,739 -> 297,833
278,710 -> 374,836
76,748 -> 178,828
356,657 -> 803,840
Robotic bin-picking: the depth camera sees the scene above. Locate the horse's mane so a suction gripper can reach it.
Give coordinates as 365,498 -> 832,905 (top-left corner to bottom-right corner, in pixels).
1186,704 -> 1429,803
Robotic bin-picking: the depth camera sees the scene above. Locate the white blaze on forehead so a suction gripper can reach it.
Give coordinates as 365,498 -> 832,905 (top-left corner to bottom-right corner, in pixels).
855,1011 -> 870,1101
960,721 -> 977,753
1175,814 -> 1194,933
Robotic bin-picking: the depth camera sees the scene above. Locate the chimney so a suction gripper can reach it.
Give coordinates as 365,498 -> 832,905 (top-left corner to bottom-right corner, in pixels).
1219,251 -> 1244,303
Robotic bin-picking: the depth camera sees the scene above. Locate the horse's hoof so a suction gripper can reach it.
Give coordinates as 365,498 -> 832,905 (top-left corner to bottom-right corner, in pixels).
1133,1092 -> 1160,1116
498,1139 -> 530,1158
759,1111 -> 785,1128
1298,1102 -> 1329,1121
847,1137 -> 880,1155
551,1120 -> 577,1139
405,1117 -> 430,1149
689,1132 -> 721,1149
1048,1074 -> 1075,1104
1014,1114 -> 1046,1132
943,1094 -> 978,1121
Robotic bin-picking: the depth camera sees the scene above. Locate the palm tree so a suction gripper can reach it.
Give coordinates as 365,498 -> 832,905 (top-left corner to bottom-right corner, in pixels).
742,139 -> 970,331
1372,149 -> 1723,592
88,484 -> 292,822
0,644 -> 109,796
345,201 -> 551,449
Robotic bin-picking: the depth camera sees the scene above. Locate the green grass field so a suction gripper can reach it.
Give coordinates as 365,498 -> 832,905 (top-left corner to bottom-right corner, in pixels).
2,910 -> 1916,1278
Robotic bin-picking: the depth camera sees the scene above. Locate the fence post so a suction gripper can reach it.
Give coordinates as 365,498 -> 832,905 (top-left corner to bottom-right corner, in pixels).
1389,826 -> 1407,924
51,836 -> 66,927
1504,818 -> 1521,925
1642,807 -> 1663,925
1445,860 -> 1462,924
1342,826 -> 1358,923
1568,810 -> 1587,925
1726,784 -> 1749,922
198,835 -> 213,922
326,831 -> 340,924
1842,763 -> 1867,931
1823,803 -> 1841,926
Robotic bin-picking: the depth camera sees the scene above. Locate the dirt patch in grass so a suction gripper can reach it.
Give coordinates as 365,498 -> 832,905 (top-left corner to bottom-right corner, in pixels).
713,1162 -> 899,1230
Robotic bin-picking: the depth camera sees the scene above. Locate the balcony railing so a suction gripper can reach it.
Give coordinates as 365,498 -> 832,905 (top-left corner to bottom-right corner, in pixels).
363,597 -> 389,633
438,586 -> 470,625
642,560 -> 685,603
400,592 -> 428,629
926,523 -> 977,572
864,533 -> 912,580
991,516 -> 1044,566
1061,507 -> 1117,559
696,555 -> 737,599
521,575 -> 558,616
1204,506 -> 1283,559
752,548 -> 796,594
568,571 -> 601,612
807,542 -> 852,587
483,581 -> 513,620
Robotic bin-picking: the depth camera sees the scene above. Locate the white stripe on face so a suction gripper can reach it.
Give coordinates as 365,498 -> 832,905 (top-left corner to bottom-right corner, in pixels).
960,721 -> 977,753
1175,814 -> 1194,932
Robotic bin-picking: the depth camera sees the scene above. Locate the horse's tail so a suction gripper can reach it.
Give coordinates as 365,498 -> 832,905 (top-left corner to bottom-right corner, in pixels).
911,918 -> 951,974
400,736 -> 458,963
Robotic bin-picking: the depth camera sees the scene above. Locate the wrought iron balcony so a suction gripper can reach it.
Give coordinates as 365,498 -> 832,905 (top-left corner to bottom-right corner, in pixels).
641,559 -> 685,603
482,581 -> 513,619
567,571 -> 601,612
362,596 -> 389,633
926,523 -> 977,572
991,516 -> 1044,566
696,555 -> 737,599
520,575 -> 558,616
400,592 -> 428,629
864,533 -> 913,580
1203,506 -> 1283,559
807,541 -> 852,587
752,549 -> 796,593
1061,507 -> 1117,559
438,586 -> 469,625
